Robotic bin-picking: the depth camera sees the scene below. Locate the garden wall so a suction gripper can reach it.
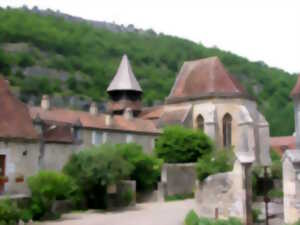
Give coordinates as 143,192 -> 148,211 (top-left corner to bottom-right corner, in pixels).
158,163 -> 196,200
195,157 -> 253,224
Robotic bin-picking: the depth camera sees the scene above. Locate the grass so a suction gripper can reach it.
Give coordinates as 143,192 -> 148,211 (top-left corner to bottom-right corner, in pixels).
165,193 -> 194,202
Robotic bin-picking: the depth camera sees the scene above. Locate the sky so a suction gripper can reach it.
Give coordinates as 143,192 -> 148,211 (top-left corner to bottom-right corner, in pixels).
1,0 -> 300,74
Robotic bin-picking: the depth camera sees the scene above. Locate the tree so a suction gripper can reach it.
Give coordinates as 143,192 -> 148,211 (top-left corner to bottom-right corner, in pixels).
155,126 -> 214,163
63,145 -> 133,208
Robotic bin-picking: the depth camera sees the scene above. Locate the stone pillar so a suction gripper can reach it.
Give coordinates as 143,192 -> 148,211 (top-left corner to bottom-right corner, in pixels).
236,152 -> 254,225
204,121 -> 217,140
283,150 -> 300,224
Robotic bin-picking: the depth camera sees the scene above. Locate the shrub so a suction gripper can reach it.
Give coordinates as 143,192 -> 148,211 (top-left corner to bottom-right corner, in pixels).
268,188 -> 283,198
120,190 -> 133,206
185,210 -> 242,225
270,149 -> 282,179
196,149 -> 235,181
116,143 -> 162,191
252,208 -> 262,223
63,145 -> 133,209
0,198 -> 20,225
27,170 -> 77,220
155,126 -> 214,163
185,210 -> 200,225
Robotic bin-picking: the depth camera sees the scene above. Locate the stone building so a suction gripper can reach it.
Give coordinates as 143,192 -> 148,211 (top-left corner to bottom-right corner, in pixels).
142,57 -> 271,165
0,55 -> 160,195
0,55 -> 271,196
283,75 -> 300,224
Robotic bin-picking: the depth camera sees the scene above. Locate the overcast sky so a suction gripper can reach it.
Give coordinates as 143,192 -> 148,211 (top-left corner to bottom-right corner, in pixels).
1,0 -> 299,74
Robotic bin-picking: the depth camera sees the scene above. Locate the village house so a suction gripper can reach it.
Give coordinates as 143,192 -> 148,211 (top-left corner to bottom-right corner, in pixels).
0,55 -> 271,196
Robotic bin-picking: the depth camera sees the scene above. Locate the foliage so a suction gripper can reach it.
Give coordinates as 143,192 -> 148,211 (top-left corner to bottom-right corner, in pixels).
252,208 -> 262,223
268,188 -> 283,198
0,198 -> 20,225
116,143 -> 162,191
165,193 -> 194,202
196,149 -> 235,181
185,210 -> 242,225
293,220 -> 300,225
63,145 -> 133,208
155,126 -> 214,163
0,9 -> 296,135
185,210 -> 200,225
270,149 -> 282,179
120,190 -> 134,206
27,170 -> 78,220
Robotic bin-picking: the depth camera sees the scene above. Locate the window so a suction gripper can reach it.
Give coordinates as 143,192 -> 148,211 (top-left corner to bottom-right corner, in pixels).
196,114 -> 204,130
126,134 -> 133,143
92,131 -> 102,145
73,128 -> 81,140
223,113 -> 232,148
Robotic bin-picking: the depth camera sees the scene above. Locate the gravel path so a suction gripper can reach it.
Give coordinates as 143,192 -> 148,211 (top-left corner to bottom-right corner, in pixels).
35,199 -> 198,225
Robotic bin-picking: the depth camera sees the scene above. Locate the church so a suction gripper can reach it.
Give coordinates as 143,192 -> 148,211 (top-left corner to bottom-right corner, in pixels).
0,54 -> 271,196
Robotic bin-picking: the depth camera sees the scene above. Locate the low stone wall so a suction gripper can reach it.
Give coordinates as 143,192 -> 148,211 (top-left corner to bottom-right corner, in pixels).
195,159 -> 253,224
107,180 -> 136,208
158,163 -> 196,200
283,150 -> 300,224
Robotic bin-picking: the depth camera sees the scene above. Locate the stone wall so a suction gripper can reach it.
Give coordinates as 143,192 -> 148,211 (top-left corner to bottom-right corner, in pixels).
283,150 -> 300,224
158,163 -> 196,200
0,141 -> 40,195
195,157 -> 253,224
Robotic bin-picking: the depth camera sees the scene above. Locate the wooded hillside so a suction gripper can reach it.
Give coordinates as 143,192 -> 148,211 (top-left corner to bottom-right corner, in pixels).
0,8 -> 297,136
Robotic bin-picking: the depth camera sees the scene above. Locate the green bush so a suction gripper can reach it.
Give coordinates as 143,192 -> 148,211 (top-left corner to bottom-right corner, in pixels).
63,145 -> 133,209
120,190 -> 133,206
185,210 -> 242,225
270,149 -> 282,179
27,170 -> 77,220
196,149 -> 235,181
185,210 -> 200,225
116,143 -> 162,191
252,208 -> 262,223
268,188 -> 283,198
0,198 -> 20,225
155,126 -> 214,163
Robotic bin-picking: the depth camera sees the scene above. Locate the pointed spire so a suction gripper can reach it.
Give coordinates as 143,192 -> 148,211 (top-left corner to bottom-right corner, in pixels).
107,55 -> 142,93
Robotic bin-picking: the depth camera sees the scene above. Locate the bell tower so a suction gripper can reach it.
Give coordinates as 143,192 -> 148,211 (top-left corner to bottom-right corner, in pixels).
107,55 -> 143,117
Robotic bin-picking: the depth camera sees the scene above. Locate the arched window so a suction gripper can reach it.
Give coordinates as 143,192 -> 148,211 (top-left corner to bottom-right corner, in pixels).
197,114 -> 204,131
223,113 -> 232,148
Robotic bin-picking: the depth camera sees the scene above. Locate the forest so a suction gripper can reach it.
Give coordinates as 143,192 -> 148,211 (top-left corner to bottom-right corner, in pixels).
0,8 -> 297,136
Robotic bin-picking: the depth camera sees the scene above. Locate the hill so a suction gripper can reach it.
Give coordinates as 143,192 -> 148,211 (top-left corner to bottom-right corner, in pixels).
0,8 -> 297,136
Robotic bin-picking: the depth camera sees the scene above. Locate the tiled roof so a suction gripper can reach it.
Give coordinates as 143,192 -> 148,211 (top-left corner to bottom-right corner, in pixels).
157,106 -> 191,127
0,77 -> 38,140
29,106 -> 160,134
166,57 -> 248,103
290,74 -> 300,97
139,106 -> 164,120
43,124 -> 74,144
107,55 -> 142,92
270,136 -> 296,156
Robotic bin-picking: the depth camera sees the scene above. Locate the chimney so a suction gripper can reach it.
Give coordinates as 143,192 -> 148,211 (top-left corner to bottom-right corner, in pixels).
89,102 -> 98,115
124,108 -> 133,120
41,95 -> 50,110
105,114 -> 112,126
